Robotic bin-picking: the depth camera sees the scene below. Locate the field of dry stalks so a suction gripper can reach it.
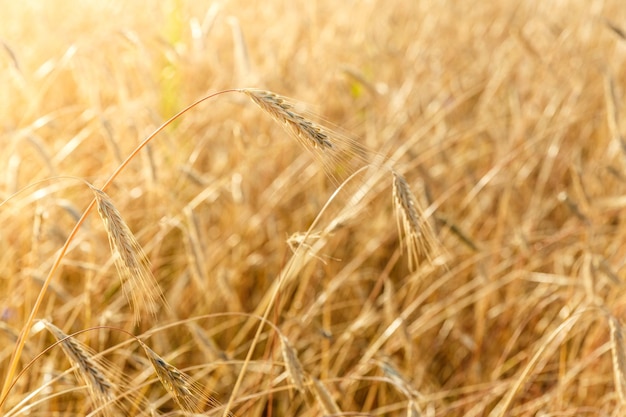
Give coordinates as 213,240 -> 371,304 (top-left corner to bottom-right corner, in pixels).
2,1 -> 626,416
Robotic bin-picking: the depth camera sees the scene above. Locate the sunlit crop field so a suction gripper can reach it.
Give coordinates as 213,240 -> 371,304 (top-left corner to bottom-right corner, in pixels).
2,1 -> 626,416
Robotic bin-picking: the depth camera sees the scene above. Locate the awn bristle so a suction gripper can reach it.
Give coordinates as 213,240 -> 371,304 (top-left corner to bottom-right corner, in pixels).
242,89 -> 334,150
392,171 -> 434,271
89,186 -> 164,322
310,377 -> 341,415
41,320 -> 114,406
609,316 -> 626,405
139,341 -> 207,413
279,335 -> 306,393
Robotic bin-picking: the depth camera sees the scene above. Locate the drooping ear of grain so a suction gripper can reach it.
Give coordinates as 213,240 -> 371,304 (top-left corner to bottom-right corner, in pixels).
280,335 -> 306,393
310,377 -> 341,415
609,316 -> 626,406
41,320 -> 115,410
378,358 -> 419,399
240,88 -> 371,186
138,340 -> 218,413
89,186 -> 165,323
241,89 -> 334,150
391,171 -> 436,270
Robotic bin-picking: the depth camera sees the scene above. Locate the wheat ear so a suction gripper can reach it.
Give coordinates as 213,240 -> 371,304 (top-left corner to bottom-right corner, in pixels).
41,320 -> 114,407
279,335 -> 306,393
89,186 -> 164,322
392,171 -> 435,270
240,89 -> 372,186
310,377 -> 341,415
609,316 -> 626,405
138,340 -> 215,413
242,89 -> 334,150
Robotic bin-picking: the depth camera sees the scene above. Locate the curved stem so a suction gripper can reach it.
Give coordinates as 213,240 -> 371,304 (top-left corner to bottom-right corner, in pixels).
0,89 -> 236,408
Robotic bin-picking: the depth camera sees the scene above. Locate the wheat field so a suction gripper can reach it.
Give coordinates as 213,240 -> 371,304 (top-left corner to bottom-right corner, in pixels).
1,1 -> 626,416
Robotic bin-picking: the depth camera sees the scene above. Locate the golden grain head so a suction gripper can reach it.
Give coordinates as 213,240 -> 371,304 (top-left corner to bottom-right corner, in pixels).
309,377 -> 341,415
41,320 -> 115,405
240,88 -> 373,186
89,186 -> 165,322
391,170 -> 436,270
138,340 -> 219,413
242,89 -> 335,150
280,335 -> 306,393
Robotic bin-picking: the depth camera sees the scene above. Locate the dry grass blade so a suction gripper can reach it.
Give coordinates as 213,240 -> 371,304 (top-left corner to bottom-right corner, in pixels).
392,171 -> 435,270
138,340 -> 216,413
279,335 -> 306,393
609,316 -> 626,405
310,377 -> 341,415
41,320 -> 114,408
89,186 -> 164,322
